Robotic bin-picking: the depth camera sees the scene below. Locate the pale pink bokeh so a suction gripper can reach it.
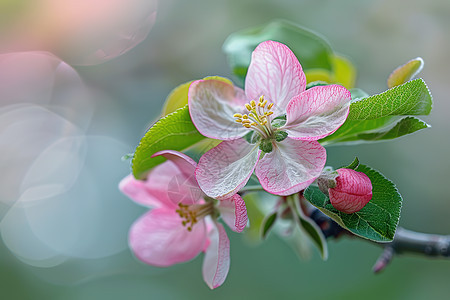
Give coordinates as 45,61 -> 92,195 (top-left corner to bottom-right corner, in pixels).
1,0 -> 158,65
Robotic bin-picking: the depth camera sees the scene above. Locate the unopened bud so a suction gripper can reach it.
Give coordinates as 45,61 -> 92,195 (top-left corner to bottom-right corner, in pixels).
328,168 -> 373,214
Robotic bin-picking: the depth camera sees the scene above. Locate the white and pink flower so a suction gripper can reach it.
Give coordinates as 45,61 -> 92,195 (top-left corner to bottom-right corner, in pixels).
119,150 -> 247,289
189,40 -> 352,199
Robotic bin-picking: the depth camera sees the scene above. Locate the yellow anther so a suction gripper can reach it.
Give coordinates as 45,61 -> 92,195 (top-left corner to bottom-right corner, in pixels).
242,114 -> 249,119
259,95 -> 265,102
250,122 -> 257,126
268,103 -> 274,109
235,119 -> 242,123
261,120 -> 268,125
250,100 -> 256,107
243,124 -> 252,128
245,104 -> 252,111
233,113 -> 243,118
262,100 -> 267,108
242,119 -> 251,124
266,111 -> 274,116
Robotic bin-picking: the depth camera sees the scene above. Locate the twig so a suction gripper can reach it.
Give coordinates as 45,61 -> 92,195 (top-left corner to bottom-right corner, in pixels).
308,208 -> 450,272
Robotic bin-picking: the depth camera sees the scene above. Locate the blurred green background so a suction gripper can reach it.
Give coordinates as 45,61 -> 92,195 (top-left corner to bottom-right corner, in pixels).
1,0 -> 450,299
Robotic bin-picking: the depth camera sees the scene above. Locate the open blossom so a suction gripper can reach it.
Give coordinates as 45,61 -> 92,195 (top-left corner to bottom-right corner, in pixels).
119,150 -> 247,289
189,40 -> 351,199
329,168 -> 373,214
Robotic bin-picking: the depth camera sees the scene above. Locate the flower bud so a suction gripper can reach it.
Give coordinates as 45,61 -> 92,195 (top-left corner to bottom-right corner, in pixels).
329,168 -> 372,214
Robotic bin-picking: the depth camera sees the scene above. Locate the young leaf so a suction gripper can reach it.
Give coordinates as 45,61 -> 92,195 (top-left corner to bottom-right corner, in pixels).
344,157 -> 360,170
332,54 -> 356,89
223,19 -> 333,83
347,78 -> 432,120
290,195 -> 328,260
320,116 -> 430,146
261,212 -> 277,239
387,57 -> 424,88
132,105 -> 205,179
303,164 -> 402,242
242,193 -> 266,243
161,80 -> 193,116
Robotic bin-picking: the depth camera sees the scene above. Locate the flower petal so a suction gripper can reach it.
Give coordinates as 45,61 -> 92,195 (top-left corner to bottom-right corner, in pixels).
119,173 -> 174,209
202,222 -> 230,289
196,139 -> 260,199
217,194 -> 248,233
255,138 -> 326,195
129,208 -> 207,267
245,40 -> 306,114
152,150 -> 204,205
284,85 -> 351,140
189,79 -> 249,140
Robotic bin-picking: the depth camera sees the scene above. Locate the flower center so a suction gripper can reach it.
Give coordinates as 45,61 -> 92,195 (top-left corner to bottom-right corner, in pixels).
175,201 -> 215,231
233,95 -> 275,139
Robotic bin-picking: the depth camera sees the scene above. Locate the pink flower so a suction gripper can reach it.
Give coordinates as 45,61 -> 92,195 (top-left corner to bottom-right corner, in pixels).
119,150 -> 247,289
329,168 -> 373,214
189,40 -> 351,199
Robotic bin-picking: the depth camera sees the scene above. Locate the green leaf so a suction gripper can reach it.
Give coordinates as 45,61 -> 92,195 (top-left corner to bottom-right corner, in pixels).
261,212 -> 277,239
303,164 -> 402,242
344,157 -> 360,170
320,116 -> 430,146
387,57 -> 424,88
289,195 -> 328,260
347,78 -> 432,120
132,105 -> 205,179
223,19 -> 333,83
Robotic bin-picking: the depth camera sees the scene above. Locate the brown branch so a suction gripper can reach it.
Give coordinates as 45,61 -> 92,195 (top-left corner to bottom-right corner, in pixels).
309,209 -> 450,272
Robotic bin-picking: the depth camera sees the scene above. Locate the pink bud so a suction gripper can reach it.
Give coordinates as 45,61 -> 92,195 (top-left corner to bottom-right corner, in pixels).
329,168 -> 373,214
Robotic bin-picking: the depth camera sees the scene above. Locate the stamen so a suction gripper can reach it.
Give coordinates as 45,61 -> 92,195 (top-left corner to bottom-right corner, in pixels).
176,202 -> 214,231
232,95 -> 277,138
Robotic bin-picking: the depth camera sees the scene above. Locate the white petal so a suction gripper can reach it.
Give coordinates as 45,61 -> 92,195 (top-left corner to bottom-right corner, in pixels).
255,138 -> 326,195
189,79 -> 249,140
284,85 -> 351,140
196,139 -> 260,199
245,41 -> 306,114
202,222 -> 230,289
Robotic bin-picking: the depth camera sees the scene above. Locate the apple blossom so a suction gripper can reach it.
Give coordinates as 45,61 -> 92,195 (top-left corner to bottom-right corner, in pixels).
189,40 -> 351,199
329,168 -> 373,214
119,150 -> 247,289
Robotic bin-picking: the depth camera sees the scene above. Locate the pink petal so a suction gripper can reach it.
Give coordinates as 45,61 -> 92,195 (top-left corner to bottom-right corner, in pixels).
202,222 -> 230,289
255,138 -> 326,195
195,139 -> 260,200
188,79 -> 249,140
217,194 -> 248,233
152,150 -> 204,205
119,173 -> 175,209
245,40 -> 306,115
284,85 -> 351,140
129,208 -> 207,267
